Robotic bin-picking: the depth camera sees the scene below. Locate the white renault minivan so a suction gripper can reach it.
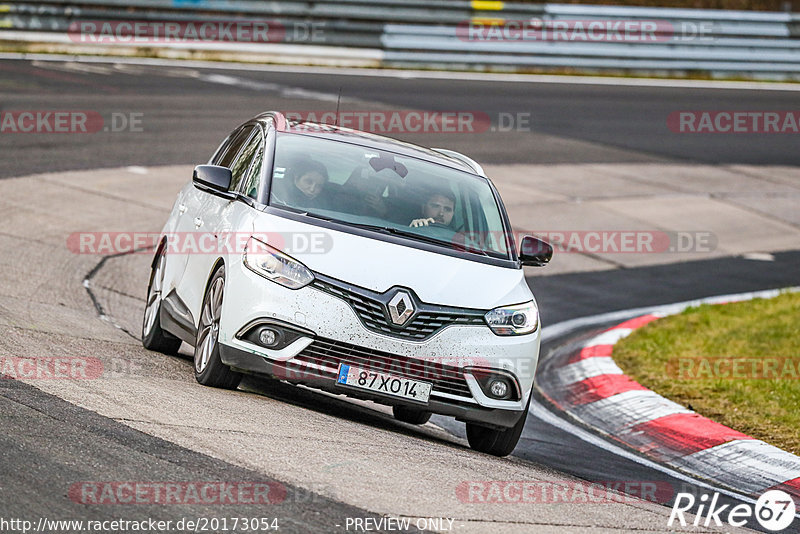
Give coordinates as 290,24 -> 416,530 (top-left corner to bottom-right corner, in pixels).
142,111 -> 552,456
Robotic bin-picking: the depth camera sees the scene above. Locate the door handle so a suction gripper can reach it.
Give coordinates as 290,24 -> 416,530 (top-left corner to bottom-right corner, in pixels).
178,204 -> 187,215
194,217 -> 203,228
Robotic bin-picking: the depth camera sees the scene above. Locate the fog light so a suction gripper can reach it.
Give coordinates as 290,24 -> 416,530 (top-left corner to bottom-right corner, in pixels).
258,328 -> 278,347
489,379 -> 509,399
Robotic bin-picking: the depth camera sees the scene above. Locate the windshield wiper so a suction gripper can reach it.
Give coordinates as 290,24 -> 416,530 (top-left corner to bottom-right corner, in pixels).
275,205 -> 335,221
277,210 -> 494,257
342,222 -> 448,246
298,210 -> 336,222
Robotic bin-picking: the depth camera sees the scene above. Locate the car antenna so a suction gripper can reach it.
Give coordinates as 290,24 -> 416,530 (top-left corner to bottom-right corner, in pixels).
334,86 -> 342,127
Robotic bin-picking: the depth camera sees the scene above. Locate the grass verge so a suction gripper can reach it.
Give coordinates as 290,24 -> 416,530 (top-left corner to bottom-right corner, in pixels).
612,291 -> 800,454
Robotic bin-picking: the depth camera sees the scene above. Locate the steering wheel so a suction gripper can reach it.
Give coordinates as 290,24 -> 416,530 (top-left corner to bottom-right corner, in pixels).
421,220 -> 466,232
414,222 -> 456,242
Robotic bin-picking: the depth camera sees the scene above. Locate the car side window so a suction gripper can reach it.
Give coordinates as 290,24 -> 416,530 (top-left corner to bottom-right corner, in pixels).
229,130 -> 261,194
216,126 -> 255,169
209,135 -> 232,165
243,142 -> 265,200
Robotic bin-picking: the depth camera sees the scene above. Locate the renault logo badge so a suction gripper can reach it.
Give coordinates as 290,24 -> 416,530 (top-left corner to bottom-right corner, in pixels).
387,291 -> 414,326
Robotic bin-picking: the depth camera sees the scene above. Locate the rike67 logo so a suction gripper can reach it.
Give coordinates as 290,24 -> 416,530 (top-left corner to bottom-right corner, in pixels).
669,490 -> 796,531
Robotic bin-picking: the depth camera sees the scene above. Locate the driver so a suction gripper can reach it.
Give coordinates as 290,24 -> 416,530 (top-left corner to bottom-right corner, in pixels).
409,190 -> 456,228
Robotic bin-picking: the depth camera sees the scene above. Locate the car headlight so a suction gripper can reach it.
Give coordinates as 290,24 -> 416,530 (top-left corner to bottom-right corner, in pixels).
484,300 -> 539,336
243,236 -> 314,289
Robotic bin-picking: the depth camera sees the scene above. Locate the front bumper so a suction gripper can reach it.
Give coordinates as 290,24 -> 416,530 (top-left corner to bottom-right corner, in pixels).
220,342 -> 527,429
218,258 -> 540,428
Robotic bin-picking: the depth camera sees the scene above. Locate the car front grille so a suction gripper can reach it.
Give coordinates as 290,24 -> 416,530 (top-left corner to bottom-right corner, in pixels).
310,277 -> 486,341
288,336 -> 473,399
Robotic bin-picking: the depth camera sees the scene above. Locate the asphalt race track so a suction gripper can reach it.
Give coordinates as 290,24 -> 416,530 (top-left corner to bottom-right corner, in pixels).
3,57 -> 800,180
1,57 -> 799,533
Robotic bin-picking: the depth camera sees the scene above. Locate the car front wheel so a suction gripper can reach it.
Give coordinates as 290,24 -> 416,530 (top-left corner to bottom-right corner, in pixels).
194,265 -> 241,390
466,393 -> 531,457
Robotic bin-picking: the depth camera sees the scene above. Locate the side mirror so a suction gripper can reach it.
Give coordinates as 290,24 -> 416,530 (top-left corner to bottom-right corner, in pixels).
193,165 -> 232,194
519,235 -> 552,267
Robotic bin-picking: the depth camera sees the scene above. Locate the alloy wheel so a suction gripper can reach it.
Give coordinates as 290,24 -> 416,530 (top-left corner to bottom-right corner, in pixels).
143,253 -> 165,337
195,277 -> 224,374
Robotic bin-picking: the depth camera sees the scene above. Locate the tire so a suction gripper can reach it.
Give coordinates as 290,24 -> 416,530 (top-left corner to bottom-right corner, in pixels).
193,265 -> 241,390
142,249 -> 182,355
466,392 -> 531,457
393,405 -> 431,425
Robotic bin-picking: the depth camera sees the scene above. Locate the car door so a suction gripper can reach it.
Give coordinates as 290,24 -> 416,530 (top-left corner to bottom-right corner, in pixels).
179,125 -> 265,324
166,126 -> 251,300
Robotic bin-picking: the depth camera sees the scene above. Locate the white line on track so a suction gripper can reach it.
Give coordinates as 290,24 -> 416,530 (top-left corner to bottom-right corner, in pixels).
2,52 -> 800,92
530,394 -> 761,507
25,58 -> 363,104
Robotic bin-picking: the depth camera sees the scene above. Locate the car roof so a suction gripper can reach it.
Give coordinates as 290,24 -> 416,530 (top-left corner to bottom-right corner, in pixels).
254,111 -> 483,177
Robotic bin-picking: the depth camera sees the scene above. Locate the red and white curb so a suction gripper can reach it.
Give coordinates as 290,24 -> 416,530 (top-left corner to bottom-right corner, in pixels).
537,290 -> 800,503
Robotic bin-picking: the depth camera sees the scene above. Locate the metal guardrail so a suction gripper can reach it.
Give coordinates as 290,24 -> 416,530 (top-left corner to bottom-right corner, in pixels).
1,0 -> 798,78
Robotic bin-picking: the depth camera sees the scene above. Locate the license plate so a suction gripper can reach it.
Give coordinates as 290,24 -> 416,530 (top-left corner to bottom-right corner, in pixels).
336,364 -> 432,404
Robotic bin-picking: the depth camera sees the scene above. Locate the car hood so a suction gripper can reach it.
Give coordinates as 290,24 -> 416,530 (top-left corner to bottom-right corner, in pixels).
252,212 -> 532,310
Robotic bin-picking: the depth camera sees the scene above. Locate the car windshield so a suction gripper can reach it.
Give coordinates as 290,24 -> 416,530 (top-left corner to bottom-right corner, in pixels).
268,133 -> 512,259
